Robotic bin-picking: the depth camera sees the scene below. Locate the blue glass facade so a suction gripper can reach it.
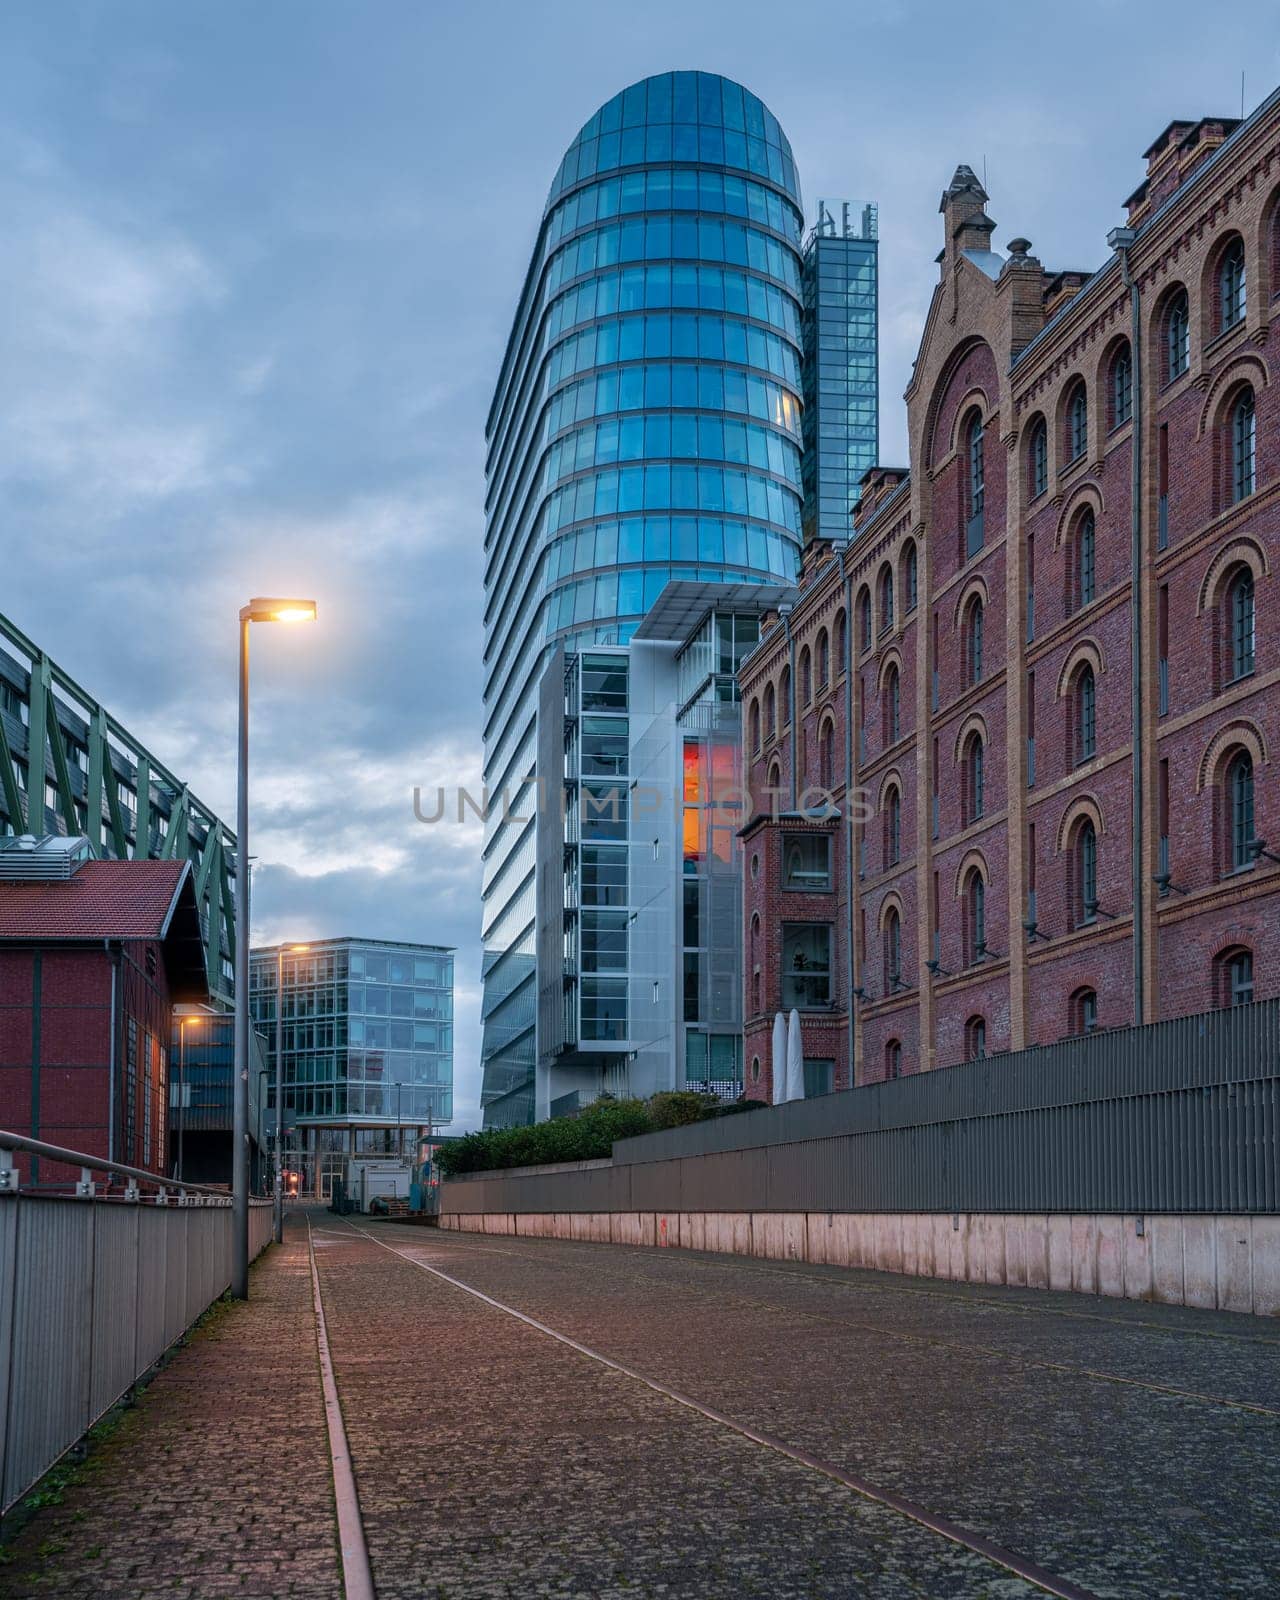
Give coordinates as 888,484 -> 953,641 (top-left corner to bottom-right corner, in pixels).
802,201 -> 879,542
480,73 -> 806,1127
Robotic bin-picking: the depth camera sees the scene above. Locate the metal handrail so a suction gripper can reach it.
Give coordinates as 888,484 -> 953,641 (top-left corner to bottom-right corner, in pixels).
0,1128 -> 271,1201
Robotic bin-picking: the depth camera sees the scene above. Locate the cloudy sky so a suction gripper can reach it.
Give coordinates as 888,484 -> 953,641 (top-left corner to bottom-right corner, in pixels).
4,1 -> 1278,1126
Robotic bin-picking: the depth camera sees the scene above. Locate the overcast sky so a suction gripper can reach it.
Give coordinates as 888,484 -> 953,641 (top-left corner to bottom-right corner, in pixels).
4,1 -> 1278,1128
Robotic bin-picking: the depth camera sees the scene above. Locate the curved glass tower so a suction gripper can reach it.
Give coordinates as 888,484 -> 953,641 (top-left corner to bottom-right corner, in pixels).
481,71 -> 806,1126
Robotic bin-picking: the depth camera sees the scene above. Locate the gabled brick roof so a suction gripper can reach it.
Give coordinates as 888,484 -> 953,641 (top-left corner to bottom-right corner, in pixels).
0,859 -> 210,1002
0,859 -> 189,940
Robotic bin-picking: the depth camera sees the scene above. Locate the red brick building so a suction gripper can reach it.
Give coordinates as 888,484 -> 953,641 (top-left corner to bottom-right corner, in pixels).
0,840 -> 209,1184
742,97 -> 1280,1097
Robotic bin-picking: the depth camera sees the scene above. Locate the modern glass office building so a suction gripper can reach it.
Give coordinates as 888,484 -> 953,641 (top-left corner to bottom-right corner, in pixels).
250,938 -> 453,1189
481,72 -> 810,1126
801,201 -> 879,543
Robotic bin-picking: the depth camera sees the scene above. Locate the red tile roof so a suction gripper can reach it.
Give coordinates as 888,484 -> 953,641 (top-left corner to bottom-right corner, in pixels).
0,859 -> 190,941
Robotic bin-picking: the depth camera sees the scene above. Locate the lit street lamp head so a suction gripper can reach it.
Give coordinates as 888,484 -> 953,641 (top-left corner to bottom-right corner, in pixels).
239,597 -> 318,624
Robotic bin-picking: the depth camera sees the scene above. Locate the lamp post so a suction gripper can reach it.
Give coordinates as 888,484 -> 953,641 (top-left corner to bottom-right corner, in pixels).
175,1014 -> 202,1183
233,597 -> 316,1300
275,943 -> 309,1244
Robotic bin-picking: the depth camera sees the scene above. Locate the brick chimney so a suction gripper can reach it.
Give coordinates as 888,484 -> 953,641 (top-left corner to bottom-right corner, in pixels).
939,164 -> 996,269
1125,116 -> 1241,225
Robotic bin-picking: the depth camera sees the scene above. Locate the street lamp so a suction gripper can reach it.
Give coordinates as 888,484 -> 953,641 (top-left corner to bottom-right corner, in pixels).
175,1013 -> 203,1183
274,943 -> 309,1244
233,597 -> 317,1300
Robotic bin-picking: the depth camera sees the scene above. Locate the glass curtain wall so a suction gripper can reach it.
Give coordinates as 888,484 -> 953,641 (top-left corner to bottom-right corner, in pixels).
481,72 -> 807,1125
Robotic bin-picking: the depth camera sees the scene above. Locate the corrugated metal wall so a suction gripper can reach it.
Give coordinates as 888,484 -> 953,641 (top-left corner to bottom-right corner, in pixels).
443,1000 -> 1280,1216
0,1198 -> 273,1514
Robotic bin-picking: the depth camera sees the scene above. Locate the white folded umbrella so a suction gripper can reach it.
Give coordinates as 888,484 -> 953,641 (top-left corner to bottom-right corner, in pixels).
771,1011 -> 787,1104
787,1008 -> 805,1102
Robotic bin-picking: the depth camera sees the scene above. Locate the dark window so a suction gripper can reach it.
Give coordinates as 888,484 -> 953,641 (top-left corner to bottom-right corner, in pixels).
1112,346 -> 1133,426
1067,383 -> 1088,462
1076,667 -> 1096,764
1232,390 -> 1256,502
884,909 -> 901,989
1167,292 -> 1190,380
904,545 -> 918,611
1227,949 -> 1254,1006
800,647 -> 812,705
885,1039 -> 902,1079
881,567 -> 895,632
965,1014 -> 987,1060
817,630 -> 829,688
1071,987 -> 1098,1035
782,923 -> 832,1009
764,683 -> 776,740
1220,238 -> 1246,331
965,736 -> 985,824
836,610 -> 847,668
1229,752 -> 1255,871
783,834 -> 831,891
1229,569 -> 1256,680
967,872 -> 986,961
1029,418 -> 1048,499
884,665 -> 901,745
859,591 -> 872,651
749,699 -> 760,751
1077,512 -> 1096,609
1078,821 -> 1098,923
966,414 -> 985,558
885,788 -> 901,866
966,599 -> 984,686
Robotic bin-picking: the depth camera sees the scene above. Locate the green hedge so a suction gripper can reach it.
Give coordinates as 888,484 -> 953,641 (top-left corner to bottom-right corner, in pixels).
436,1091 -> 764,1177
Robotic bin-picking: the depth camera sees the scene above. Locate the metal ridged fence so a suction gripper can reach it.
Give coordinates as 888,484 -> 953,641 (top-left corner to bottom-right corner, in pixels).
443,1000 -> 1280,1217
0,1147 -> 273,1514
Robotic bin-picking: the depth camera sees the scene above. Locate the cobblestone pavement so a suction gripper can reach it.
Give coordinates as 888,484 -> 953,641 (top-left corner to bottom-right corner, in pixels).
5,1213 -> 1278,1599
0,1225 -> 342,1600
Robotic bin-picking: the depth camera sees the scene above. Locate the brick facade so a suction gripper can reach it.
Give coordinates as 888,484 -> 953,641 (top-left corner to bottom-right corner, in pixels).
742,100 -> 1280,1093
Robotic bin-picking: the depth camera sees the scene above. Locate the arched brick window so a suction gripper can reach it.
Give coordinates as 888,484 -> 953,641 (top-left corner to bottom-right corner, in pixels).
903,542 -> 918,612
1068,818 -> 1098,927
963,869 -> 986,963
1065,380 -> 1088,463
879,564 -> 895,633
858,589 -> 872,652
1069,510 -> 1096,613
819,720 -> 836,790
764,682 -> 776,741
964,1014 -> 987,1060
748,697 -> 761,752
964,411 -> 985,558
883,907 -> 902,990
962,732 -> 985,825
1069,986 -> 1099,1035
884,785 -> 902,867
1214,945 -> 1255,1007
1028,416 -> 1048,500
1070,665 -> 1097,766
1110,342 -> 1133,428
1225,567 -> 1256,683
885,1039 -> 902,1080
1165,290 -> 1190,381
816,628 -> 830,689
1225,750 -> 1255,873
1218,236 -> 1247,332
835,608 -> 847,669
800,646 -> 812,705
1231,388 -> 1256,503
883,664 -> 901,745
963,596 -> 984,686
780,665 -> 791,725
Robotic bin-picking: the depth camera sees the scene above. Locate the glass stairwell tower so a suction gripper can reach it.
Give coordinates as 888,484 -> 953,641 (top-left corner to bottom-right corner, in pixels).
480,72 -> 806,1126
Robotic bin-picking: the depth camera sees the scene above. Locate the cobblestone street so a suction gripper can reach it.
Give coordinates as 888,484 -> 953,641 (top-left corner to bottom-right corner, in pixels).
4,1210 -> 1277,1599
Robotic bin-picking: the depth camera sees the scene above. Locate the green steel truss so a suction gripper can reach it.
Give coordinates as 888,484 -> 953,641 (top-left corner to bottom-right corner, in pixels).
0,610 -> 237,1004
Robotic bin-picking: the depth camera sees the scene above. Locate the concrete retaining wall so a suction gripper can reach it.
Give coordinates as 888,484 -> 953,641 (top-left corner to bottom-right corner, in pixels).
438,1208 -> 1280,1317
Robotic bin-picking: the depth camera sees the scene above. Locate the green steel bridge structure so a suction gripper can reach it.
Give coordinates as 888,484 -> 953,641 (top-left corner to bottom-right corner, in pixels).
0,610 -> 237,1003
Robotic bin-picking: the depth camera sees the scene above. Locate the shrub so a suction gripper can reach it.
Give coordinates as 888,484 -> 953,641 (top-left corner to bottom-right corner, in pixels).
435,1087 -> 751,1177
